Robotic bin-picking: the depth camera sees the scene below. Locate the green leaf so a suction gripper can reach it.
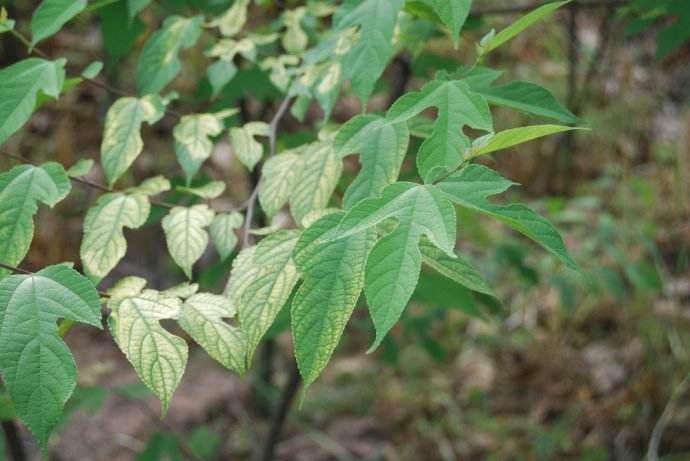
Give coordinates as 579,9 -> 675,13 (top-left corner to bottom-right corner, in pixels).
0,163 -> 71,275
334,0 -> 406,106
100,95 -> 166,186
206,60 -> 237,99
0,58 -> 65,145
209,0 -> 249,37
0,264 -> 101,447
136,15 -> 203,95
99,1 -> 145,65
128,0 -> 151,20
467,125 -> 584,160
387,79 -> 492,182
282,7 -> 308,54
334,115 -> 409,208
290,142 -> 342,227
174,113 -> 225,183
128,175 -> 171,196
292,212 -> 376,388
429,0 -> 471,47
477,0 -> 570,56
66,158 -> 94,176
332,182 -> 457,350
229,122 -> 269,171
209,212 -> 243,260
162,205 -> 215,279
0,7 -> 14,34
419,239 -> 495,298
81,192 -> 151,282
81,61 -> 103,79
177,180 -> 226,199
225,230 -> 300,362
473,81 -> 581,124
30,0 -> 87,46
435,164 -> 578,270
258,151 -> 303,219
178,293 -> 246,375
108,288 -> 187,413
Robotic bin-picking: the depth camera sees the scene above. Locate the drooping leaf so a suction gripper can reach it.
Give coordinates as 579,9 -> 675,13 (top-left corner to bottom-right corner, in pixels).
0,58 -> 65,145
473,81 -> 581,124
100,95 -> 166,186
177,181 -> 226,199
334,114 -> 409,208
419,239 -> 495,298
477,0 -> 570,56
209,212 -> 243,260
98,1 -> 146,65
258,151 -> 303,219
225,230 -> 300,362
136,15 -> 204,95
229,122 -> 269,171
30,0 -> 87,46
466,125 -> 585,160
0,163 -> 70,275
333,0 -> 406,106
178,293 -> 246,374
290,142 -> 342,226
206,60 -> 238,98
162,205 -> 215,279
80,192 -> 151,282
429,0 -> 471,47
81,61 -> 103,79
292,213 -> 376,388
282,7 -> 308,54
128,175 -> 171,196
332,182 -> 457,350
108,289 -> 187,413
387,79 -> 492,182
174,113 -> 226,183
435,164 -> 578,270
128,0 -> 151,20
209,0 -> 249,37
0,264 -> 101,447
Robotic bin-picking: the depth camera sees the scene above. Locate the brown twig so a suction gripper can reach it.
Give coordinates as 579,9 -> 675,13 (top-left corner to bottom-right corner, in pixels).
257,362 -> 301,461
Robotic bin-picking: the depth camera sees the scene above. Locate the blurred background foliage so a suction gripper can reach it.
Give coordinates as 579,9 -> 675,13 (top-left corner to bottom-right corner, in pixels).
0,0 -> 689,459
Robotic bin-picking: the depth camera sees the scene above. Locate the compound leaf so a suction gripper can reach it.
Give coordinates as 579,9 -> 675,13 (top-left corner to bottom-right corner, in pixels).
332,182 -> 457,350
81,192 -> 151,282
435,164 -> 578,270
100,95 -> 166,186
108,288 -> 187,414
292,212 -> 376,389
178,293 -> 246,375
136,15 -> 203,95
225,230 -> 300,363
0,163 -> 70,275
387,79 -> 492,182
334,115 -> 409,208
0,264 -> 101,447
30,0 -> 87,46
0,58 -> 65,145
162,205 -> 215,279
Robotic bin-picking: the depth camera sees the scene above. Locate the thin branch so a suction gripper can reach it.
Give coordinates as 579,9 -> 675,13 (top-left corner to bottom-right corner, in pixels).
241,95 -> 295,248
647,371 -> 690,460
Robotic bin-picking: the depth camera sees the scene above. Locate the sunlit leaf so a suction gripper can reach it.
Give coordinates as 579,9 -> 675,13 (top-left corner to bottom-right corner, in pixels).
162,205 -> 215,279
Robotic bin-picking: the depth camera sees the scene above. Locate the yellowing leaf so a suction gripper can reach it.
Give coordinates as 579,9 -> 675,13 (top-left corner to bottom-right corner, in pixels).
209,0 -> 249,37
100,95 -> 166,186
162,205 -> 215,279
258,151 -> 303,219
174,113 -> 225,182
209,212 -> 243,260
229,122 -> 269,171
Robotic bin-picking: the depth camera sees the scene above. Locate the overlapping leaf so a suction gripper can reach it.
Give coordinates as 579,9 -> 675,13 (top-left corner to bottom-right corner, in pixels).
229,122 -> 270,171
0,264 -> 101,446
174,113 -> 225,183
81,192 -> 151,282
0,163 -> 70,276
100,95 -> 166,186
435,164 -> 578,270
334,114 -> 409,208
387,79 -> 492,182
292,212 -> 376,388
162,205 -> 215,278
209,212 -> 243,260
225,230 -> 300,362
136,15 -> 203,95
258,151 -> 303,219
331,182 -> 457,349
290,142 -> 342,226
0,58 -> 65,145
